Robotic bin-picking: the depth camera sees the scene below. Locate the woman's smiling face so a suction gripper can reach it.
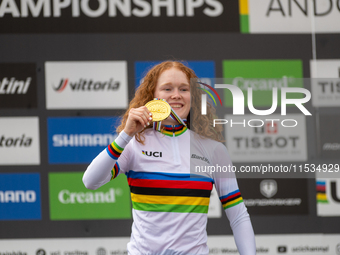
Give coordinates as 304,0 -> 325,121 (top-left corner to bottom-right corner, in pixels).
154,67 -> 191,125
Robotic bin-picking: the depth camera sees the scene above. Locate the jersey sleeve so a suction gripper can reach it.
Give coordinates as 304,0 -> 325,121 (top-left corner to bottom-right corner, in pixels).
212,142 -> 256,255
82,130 -> 132,190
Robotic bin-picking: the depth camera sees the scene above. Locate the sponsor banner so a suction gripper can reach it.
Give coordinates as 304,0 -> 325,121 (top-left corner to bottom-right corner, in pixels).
243,0 -> 340,33
0,117 -> 40,165
135,61 -> 215,89
47,117 -> 119,164
0,173 -> 41,220
318,114 -> 340,159
45,61 -> 128,109
0,237 -> 129,255
225,114 -> 307,162
238,178 -> 308,215
49,172 -> 131,220
222,60 -> 303,107
0,234 -> 339,254
316,177 -> 340,217
0,0 -> 239,33
0,63 -> 37,109
310,60 -> 340,107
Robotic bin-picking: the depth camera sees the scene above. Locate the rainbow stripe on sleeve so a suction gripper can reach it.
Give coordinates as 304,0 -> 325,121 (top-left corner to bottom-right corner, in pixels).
220,190 -> 243,210
127,171 -> 214,214
106,141 -> 124,160
110,162 -> 120,180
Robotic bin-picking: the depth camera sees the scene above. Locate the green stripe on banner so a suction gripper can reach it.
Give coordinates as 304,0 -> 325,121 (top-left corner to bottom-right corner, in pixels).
317,199 -> 328,204
132,202 -> 209,214
240,15 -> 249,34
223,199 -> 243,210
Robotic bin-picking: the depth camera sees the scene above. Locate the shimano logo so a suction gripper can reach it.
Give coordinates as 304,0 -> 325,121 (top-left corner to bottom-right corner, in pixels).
0,190 -> 36,203
142,150 -> 162,157
0,77 -> 31,94
53,78 -> 119,92
191,154 -> 210,164
53,134 -> 117,147
0,134 -> 32,147
58,188 -> 118,204
323,143 -> 340,150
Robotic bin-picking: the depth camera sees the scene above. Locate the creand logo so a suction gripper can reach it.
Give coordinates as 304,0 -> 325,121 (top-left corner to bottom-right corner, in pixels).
0,0 -> 224,18
53,78 -> 119,92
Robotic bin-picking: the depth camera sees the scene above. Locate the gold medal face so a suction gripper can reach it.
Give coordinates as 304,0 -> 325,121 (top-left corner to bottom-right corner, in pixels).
145,100 -> 171,121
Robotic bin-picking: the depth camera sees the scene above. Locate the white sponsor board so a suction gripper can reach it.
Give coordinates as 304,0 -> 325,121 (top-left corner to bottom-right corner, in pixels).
225,114 -> 307,162
0,117 -> 40,165
1,234 -> 339,255
310,60 -> 340,107
45,61 -> 128,109
316,175 -> 340,217
248,0 -> 340,33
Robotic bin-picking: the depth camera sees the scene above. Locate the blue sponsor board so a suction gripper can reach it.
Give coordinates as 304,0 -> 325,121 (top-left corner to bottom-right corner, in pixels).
48,117 -> 120,164
135,61 -> 215,89
0,173 -> 41,220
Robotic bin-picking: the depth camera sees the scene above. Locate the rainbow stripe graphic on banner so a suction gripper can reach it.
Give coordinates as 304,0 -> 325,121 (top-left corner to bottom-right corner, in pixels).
220,190 -> 243,210
239,0 -> 249,33
316,181 -> 328,204
127,171 -> 213,213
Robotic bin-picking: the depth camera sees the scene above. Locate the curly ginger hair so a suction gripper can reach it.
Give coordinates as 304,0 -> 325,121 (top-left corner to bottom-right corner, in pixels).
116,61 -> 223,144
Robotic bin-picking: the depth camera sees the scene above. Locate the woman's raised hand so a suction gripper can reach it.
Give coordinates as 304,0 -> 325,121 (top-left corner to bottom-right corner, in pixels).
124,106 -> 152,137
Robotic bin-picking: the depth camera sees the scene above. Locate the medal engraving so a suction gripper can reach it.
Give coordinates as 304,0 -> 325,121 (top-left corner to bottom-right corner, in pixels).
145,100 -> 171,121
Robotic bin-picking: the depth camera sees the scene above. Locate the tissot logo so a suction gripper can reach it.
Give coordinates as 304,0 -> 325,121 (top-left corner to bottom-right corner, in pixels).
53,78 -> 120,92
142,150 -> 162,157
225,114 -> 307,162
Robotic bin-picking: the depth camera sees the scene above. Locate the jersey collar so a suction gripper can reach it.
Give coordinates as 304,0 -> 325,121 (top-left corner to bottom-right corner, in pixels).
153,120 -> 188,137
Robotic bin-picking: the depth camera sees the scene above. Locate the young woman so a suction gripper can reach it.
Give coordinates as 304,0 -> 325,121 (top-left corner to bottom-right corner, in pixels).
83,61 -> 256,255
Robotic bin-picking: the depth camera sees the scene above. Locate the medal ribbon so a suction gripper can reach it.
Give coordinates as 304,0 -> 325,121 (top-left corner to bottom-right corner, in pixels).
152,98 -> 187,132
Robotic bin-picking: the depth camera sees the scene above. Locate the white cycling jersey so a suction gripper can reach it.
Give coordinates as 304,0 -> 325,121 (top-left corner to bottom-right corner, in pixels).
83,124 -> 256,255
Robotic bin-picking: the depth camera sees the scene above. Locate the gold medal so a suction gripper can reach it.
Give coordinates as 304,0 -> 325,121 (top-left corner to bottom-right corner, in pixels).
145,99 -> 171,121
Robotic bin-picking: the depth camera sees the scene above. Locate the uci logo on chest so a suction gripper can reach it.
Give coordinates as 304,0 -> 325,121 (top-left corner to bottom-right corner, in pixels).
142,150 -> 163,157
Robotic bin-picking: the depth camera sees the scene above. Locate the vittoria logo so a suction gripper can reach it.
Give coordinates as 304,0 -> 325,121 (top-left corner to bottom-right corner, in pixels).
0,134 -> 32,147
142,150 -> 162,157
53,78 -> 120,92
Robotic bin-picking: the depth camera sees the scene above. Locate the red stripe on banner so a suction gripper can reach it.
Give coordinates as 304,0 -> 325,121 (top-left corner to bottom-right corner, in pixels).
128,178 -> 213,190
221,192 -> 241,203
316,185 -> 326,192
